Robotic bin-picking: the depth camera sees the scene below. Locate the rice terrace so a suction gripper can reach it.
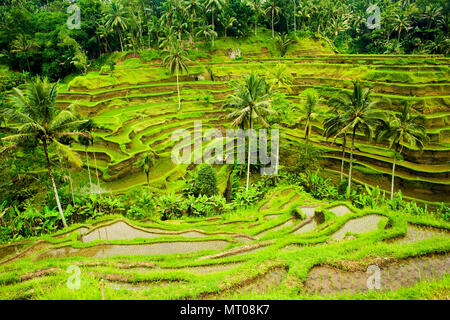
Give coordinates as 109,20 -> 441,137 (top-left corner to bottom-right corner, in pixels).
0,0 -> 449,304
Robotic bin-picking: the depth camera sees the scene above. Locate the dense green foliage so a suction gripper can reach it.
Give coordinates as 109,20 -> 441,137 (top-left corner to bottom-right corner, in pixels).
0,0 -> 448,81
193,164 -> 219,197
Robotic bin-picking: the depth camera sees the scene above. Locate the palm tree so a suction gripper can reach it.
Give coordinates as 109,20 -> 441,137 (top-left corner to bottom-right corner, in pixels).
297,89 -> 325,144
204,0 -> 224,47
136,150 -> 157,191
224,72 -> 275,190
421,4 -> 443,29
219,12 -> 237,38
392,12 -> 411,42
162,41 -> 190,112
96,21 -> 111,54
292,0 -> 297,36
269,64 -> 293,93
195,23 -> 217,44
104,0 -> 128,52
79,133 -> 93,191
246,0 -> 266,36
327,81 -> 385,196
323,109 -> 347,182
265,0 -> 281,38
274,33 -> 295,57
296,1 -> 311,31
78,119 -> 101,190
185,0 -> 202,43
10,34 -> 39,72
1,77 -> 88,228
377,103 -> 428,201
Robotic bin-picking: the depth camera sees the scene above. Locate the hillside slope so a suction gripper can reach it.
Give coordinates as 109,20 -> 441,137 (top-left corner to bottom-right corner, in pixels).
57,36 -> 450,202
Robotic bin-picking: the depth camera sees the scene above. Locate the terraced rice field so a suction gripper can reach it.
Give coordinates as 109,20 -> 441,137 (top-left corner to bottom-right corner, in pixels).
54,38 -> 450,202
0,187 -> 448,300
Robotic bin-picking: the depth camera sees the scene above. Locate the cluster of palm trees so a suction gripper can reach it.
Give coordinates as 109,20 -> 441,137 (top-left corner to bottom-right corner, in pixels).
1,77 -> 90,228
93,0 -> 448,55
323,82 -> 428,200
0,72 -> 430,228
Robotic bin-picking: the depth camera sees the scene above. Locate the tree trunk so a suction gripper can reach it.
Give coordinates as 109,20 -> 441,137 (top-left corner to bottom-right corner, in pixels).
26,57 -> 31,73
69,171 -> 75,207
212,9 -> 215,47
43,140 -> 68,228
390,143 -> 400,201
146,171 -> 150,193
85,148 -> 92,191
272,9 -> 275,38
119,28 -> 124,52
340,134 -> 346,181
304,118 -> 310,143
176,66 -> 181,112
293,0 -> 296,36
390,149 -> 397,201
347,126 -> 357,197
246,110 -> 253,191
93,150 -> 100,187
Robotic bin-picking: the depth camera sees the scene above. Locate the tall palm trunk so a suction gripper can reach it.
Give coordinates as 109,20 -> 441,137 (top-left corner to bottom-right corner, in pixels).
118,28 -> 124,52
304,117 -> 310,143
69,171 -> 75,206
340,134 -> 346,181
347,126 -> 357,197
176,66 -> 181,112
58,152 -> 75,206
212,9 -> 215,47
85,147 -> 92,190
272,9 -> 275,38
246,109 -> 253,191
93,150 -> 100,187
293,0 -> 297,36
43,140 -> 68,228
390,143 -> 400,201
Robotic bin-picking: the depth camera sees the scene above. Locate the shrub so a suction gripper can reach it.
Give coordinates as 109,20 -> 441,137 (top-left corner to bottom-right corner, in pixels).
158,193 -> 185,220
193,164 -> 218,197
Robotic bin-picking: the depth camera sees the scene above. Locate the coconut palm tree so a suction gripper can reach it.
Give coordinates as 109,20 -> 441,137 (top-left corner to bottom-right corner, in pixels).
327,81 -> 385,196
421,4 -> 443,29
224,72 -> 275,190
246,0 -> 266,36
219,12 -> 237,38
162,41 -> 190,112
78,119 -> 101,190
204,0 -> 224,47
96,21 -> 111,54
104,0 -> 129,52
323,109 -> 347,181
392,12 -> 411,42
1,77 -> 88,228
274,33 -> 295,57
79,133 -> 93,191
195,23 -> 217,44
185,0 -> 202,43
269,64 -> 293,93
265,0 -> 281,38
136,150 -> 157,192
10,34 -> 39,72
377,103 -> 428,201
297,89 -> 325,144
